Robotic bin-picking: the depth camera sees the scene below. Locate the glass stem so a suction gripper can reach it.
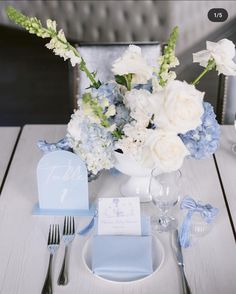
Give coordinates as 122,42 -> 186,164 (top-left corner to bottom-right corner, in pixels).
159,210 -> 170,227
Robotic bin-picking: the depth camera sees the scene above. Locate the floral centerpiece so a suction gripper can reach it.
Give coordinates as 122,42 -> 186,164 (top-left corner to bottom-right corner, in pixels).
7,7 -> 236,201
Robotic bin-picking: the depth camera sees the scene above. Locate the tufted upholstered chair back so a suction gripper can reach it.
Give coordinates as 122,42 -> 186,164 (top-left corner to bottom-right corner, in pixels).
76,42 -> 162,96
0,1 -> 168,42
1,1 -> 236,55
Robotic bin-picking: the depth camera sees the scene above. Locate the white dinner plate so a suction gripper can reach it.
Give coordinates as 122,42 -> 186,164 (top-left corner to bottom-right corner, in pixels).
82,234 -> 165,284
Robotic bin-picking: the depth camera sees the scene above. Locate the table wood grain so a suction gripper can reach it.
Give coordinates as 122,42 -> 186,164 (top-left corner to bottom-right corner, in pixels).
0,125 -> 235,294
215,125 -> 236,229
0,127 -> 20,190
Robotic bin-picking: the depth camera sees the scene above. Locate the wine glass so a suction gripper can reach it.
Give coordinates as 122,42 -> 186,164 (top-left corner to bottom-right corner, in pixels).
150,169 -> 182,232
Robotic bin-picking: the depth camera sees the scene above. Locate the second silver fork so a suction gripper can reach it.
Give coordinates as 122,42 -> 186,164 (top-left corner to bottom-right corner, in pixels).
42,224 -> 60,294
57,216 -> 75,285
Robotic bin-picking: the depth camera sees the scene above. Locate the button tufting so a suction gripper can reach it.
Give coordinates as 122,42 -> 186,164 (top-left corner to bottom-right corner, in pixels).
1,0 -> 236,54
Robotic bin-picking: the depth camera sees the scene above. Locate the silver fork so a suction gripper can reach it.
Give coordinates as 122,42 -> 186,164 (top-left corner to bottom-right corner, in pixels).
42,224 -> 60,294
57,216 -> 75,285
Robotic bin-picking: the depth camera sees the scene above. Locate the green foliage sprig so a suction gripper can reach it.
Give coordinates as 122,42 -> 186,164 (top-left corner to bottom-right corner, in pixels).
191,59 -> 216,85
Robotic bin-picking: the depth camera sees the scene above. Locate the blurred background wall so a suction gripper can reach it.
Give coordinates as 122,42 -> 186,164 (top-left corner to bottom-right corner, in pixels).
0,0 -> 236,125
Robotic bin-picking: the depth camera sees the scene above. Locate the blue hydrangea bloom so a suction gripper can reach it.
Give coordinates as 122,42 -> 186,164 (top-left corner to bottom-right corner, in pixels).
91,81 -> 123,104
179,102 -> 220,159
92,82 -> 131,129
134,79 -> 153,92
110,104 -> 131,129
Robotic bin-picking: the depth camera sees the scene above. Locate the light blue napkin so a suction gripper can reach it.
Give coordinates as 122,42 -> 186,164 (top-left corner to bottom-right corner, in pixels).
91,216 -> 153,281
92,235 -> 153,281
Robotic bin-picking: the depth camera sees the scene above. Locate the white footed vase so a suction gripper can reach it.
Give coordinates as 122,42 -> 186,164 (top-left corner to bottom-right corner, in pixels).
114,151 -> 161,202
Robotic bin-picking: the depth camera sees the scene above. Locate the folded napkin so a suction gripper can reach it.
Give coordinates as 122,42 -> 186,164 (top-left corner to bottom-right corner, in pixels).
92,235 -> 153,281
91,216 -> 153,281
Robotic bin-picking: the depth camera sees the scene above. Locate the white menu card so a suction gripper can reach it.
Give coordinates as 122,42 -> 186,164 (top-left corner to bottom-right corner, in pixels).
97,197 -> 141,235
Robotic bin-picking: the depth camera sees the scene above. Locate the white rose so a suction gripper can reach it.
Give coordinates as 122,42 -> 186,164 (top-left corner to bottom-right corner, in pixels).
152,80 -> 204,134
124,89 -> 153,126
193,39 -> 236,76
141,130 -> 189,172
112,45 -> 153,84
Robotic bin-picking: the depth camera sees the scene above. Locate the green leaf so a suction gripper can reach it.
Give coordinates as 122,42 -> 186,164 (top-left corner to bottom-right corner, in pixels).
115,75 -> 128,88
82,92 -> 92,103
112,128 -> 123,139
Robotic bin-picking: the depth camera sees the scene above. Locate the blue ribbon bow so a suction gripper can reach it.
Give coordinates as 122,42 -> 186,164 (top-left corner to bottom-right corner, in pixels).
37,138 -> 71,153
78,209 -> 98,236
179,196 -> 219,248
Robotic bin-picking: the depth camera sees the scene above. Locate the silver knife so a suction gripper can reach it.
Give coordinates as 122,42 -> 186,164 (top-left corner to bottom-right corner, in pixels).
172,229 -> 192,294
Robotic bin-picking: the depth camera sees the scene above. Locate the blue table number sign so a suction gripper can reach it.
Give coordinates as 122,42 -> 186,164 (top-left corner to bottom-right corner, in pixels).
37,150 -> 89,211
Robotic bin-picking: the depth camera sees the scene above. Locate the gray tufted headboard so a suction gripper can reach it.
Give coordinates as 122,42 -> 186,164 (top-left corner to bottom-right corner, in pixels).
1,1 -> 236,54
0,1 -> 168,42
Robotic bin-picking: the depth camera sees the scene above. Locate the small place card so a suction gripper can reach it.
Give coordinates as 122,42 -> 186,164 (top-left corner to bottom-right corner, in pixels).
97,197 -> 141,235
37,150 -> 89,210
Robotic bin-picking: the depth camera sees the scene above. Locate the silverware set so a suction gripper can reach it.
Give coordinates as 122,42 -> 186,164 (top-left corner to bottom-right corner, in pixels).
41,217 -> 75,294
42,218 -> 191,294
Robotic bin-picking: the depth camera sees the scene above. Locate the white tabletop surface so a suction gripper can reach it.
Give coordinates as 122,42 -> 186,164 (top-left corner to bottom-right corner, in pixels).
215,125 -> 236,228
0,125 -> 236,294
0,127 -> 20,189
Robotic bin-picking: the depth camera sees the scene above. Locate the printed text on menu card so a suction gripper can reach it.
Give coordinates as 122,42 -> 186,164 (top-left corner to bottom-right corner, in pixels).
98,197 -> 141,235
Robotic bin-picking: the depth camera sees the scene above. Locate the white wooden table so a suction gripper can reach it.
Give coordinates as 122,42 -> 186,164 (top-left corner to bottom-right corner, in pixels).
215,125 -> 236,231
0,127 -> 20,190
0,125 -> 236,294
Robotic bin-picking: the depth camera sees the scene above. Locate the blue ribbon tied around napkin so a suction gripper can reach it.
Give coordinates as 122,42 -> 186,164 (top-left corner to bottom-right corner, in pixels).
78,213 -> 151,236
179,196 -> 219,248
37,138 -> 71,153
78,209 -> 98,236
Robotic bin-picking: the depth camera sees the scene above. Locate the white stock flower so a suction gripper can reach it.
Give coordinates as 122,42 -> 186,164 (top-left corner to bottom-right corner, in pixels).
141,130 -> 189,172
45,30 -> 81,67
169,55 -> 179,67
65,50 -> 82,66
79,101 -> 100,125
46,19 -> 57,32
67,109 -> 84,141
112,45 -> 153,84
160,71 -> 176,82
153,71 -> 177,92
193,39 -> 236,76
105,105 -> 116,117
57,29 -> 67,42
124,89 -> 153,127
152,80 -> 204,134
